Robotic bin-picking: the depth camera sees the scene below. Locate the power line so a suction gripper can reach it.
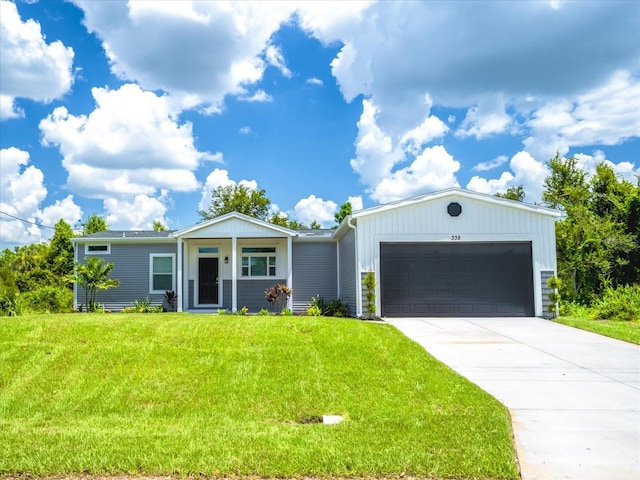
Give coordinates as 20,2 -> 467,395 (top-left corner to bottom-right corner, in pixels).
0,210 -> 56,230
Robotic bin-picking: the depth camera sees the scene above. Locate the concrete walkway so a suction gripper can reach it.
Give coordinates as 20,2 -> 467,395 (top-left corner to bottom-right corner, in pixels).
387,317 -> 640,480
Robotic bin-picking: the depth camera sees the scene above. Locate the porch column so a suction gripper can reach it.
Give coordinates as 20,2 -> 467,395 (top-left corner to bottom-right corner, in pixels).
177,238 -> 183,312
287,235 -> 293,310
231,236 -> 237,312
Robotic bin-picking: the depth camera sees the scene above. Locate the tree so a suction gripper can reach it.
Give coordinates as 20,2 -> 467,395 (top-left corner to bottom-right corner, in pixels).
334,201 -> 352,225
495,185 -> 525,202
310,220 -> 321,230
84,214 -> 108,235
47,219 -> 74,278
542,155 -> 638,303
71,257 -> 120,312
199,184 -> 271,220
268,212 -> 307,230
152,220 -> 168,231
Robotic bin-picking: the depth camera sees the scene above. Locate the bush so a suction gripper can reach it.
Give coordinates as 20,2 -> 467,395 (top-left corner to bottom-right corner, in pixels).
20,285 -> 73,314
123,297 -> 163,314
326,298 -> 349,317
307,295 -> 350,317
559,301 -> 591,318
591,285 -> 640,322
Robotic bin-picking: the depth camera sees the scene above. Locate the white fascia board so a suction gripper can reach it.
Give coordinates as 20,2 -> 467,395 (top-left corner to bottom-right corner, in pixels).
173,212 -> 297,238
72,236 -> 175,245
352,187 -> 561,219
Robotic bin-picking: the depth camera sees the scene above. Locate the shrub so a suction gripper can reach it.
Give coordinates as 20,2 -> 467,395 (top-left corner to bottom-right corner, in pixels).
308,295 -> 327,314
123,297 -> 163,314
239,306 -> 249,315
559,301 -> 591,317
326,298 -> 349,317
307,295 -> 350,317
363,272 -> 377,319
20,285 -> 73,314
591,285 -> 640,322
259,308 -> 270,316
265,284 -> 292,312
164,290 -> 177,311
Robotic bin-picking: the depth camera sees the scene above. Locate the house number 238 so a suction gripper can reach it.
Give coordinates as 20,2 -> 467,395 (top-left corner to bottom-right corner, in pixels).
451,235 -> 461,241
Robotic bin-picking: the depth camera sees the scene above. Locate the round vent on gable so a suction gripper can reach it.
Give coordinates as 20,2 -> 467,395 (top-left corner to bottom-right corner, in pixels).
447,202 -> 462,217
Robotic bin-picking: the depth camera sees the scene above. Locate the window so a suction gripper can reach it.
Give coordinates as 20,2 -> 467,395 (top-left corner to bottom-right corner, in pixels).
150,254 -> 175,293
85,244 -> 111,254
241,247 -> 276,277
198,247 -> 218,254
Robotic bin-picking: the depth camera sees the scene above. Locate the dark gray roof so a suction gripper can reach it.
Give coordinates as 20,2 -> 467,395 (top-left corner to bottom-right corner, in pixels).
79,230 -> 176,239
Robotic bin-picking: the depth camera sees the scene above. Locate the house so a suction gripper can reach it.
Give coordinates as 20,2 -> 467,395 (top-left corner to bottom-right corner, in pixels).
72,188 -> 561,318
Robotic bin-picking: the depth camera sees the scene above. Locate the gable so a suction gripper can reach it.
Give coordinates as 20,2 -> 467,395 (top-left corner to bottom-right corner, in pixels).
175,213 -> 295,239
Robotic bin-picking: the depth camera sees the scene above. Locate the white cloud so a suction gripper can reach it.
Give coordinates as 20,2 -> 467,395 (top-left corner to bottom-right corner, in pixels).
466,151 -> 549,202
39,195 -> 83,231
293,195 -> 337,227
198,168 -> 259,213
467,172 -> 515,196
238,89 -> 273,103
265,44 -> 292,78
297,1 -> 375,44
39,84 -> 219,199
574,151 -> 640,184
473,155 -> 509,172
302,1 -> 638,169
524,71 -> 640,160
350,99 -> 457,203
347,195 -> 363,212
350,99 -> 403,188
306,77 -> 323,86
371,146 -> 460,203
456,96 -> 513,139
400,115 -> 449,155
239,126 -> 254,135
104,194 -> 168,230
73,0 -> 297,111
0,0 -> 75,119
0,147 -> 83,247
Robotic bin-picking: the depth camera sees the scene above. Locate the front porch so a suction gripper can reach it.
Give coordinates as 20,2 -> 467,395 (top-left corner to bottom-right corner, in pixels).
174,213 -> 295,313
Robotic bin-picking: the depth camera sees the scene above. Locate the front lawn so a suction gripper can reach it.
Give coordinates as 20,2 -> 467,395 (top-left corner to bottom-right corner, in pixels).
554,315 -> 640,344
0,314 -> 519,479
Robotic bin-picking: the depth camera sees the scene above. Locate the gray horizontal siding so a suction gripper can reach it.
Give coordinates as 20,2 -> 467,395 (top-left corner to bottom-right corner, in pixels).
291,242 -> 338,314
76,243 -> 177,311
541,270 -> 556,319
237,278 -> 287,313
338,229 -> 356,316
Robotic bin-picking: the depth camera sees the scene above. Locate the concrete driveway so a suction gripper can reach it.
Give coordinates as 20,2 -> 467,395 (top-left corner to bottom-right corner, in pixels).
387,317 -> 640,480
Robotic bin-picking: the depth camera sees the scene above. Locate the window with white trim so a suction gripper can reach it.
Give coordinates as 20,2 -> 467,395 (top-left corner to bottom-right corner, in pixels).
241,247 -> 276,277
85,244 -> 111,255
150,254 -> 175,293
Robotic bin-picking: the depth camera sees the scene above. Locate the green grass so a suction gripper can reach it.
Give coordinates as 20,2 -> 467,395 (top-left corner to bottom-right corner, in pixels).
554,315 -> 640,344
0,314 -> 518,479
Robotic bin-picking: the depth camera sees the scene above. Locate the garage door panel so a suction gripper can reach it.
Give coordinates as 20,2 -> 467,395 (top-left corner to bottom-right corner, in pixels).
381,242 -> 534,317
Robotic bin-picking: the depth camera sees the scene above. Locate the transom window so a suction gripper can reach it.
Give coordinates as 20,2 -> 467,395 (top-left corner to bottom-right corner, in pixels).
241,247 -> 276,277
85,244 -> 110,254
150,254 -> 175,293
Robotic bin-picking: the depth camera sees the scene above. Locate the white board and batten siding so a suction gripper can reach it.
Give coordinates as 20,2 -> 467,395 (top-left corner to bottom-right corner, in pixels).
353,192 -> 559,318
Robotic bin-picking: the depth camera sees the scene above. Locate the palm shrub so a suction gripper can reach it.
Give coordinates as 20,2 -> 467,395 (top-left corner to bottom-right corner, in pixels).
70,257 -> 120,312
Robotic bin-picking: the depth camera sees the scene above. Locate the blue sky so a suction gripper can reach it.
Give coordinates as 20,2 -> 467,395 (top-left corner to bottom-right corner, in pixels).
1,0 -> 639,248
